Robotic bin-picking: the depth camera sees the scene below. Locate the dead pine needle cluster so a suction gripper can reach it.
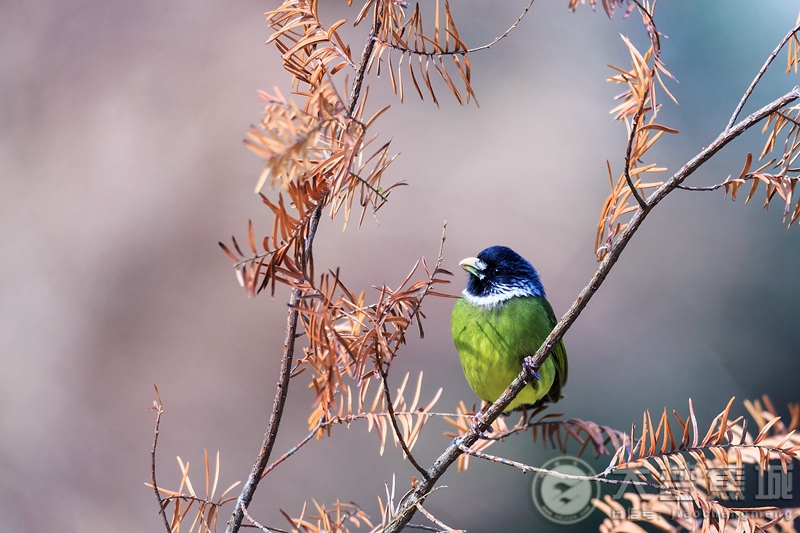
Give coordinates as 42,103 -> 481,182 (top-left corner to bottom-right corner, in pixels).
147,2 -> 800,533
593,397 -> 800,533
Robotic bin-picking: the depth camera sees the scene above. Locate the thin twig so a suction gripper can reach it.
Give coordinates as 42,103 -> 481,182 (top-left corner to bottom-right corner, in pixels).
260,419 -> 323,479
408,222 -> 449,333
156,493 -> 236,507
150,385 -> 172,533
776,109 -> 800,128
234,250 -> 273,269
381,87 -> 800,533
377,0 -> 536,58
676,171 -> 789,193
404,525 -> 444,532
624,100 -> 650,209
461,440 -> 797,501
676,183 -> 729,192
727,21 -> 800,131
240,501 -> 280,533
414,504 -> 465,533
457,445 -> 680,494
472,417 -> 620,450
378,358 -> 428,477
465,0 -> 536,53
350,171 -> 391,202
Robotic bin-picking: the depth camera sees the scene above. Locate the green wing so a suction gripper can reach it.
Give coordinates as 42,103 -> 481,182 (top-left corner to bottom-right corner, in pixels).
536,296 -> 568,405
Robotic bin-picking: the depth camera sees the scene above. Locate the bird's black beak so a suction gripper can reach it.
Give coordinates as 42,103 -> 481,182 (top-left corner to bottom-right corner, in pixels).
459,257 -> 487,280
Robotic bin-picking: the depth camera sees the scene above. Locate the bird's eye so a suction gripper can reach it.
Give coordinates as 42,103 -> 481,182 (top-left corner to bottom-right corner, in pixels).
492,266 -> 503,276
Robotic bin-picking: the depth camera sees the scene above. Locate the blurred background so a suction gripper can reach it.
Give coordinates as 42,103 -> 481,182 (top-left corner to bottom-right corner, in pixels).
2,1 -> 799,532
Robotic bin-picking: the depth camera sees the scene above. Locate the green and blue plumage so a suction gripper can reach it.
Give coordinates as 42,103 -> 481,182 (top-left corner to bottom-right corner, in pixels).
450,246 -> 568,412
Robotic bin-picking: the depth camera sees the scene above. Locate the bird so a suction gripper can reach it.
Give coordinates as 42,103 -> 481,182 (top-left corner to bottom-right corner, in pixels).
450,245 -> 568,413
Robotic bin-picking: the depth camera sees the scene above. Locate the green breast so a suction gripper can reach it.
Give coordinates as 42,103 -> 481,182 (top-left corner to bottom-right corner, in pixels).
450,295 -> 567,412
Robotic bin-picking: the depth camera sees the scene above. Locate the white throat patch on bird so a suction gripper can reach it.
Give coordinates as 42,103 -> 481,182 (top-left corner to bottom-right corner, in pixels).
460,286 -> 539,308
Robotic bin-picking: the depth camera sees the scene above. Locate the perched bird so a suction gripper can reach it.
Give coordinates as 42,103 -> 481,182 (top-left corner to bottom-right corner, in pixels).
450,246 -> 568,413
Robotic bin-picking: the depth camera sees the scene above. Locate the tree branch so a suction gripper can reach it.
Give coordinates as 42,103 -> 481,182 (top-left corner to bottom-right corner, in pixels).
225,280 -> 307,533
676,183 -> 729,192
381,86 -> 800,533
348,14 -> 383,116
676,172 -> 769,192
726,22 -> 800,131
457,445 -> 676,494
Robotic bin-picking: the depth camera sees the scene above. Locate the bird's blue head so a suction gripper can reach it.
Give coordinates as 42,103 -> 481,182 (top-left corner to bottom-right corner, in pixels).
459,245 -> 545,307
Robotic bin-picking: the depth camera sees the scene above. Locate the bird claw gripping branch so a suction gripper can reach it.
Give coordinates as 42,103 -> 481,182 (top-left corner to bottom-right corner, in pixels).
522,356 -> 542,382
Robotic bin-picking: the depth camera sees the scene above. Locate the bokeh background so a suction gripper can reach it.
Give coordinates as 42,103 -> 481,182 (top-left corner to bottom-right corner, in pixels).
2,1 -> 799,532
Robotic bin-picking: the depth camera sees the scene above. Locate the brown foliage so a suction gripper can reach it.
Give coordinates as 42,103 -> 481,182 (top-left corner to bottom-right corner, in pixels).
146,450 -> 241,533
366,0 -> 475,105
221,83 -> 403,297
594,397 -> 800,533
720,109 -> 800,227
147,2 -> 800,533
444,402 -> 626,472
290,239 -> 451,428
266,0 -> 354,88
594,2 -> 678,260
280,501 -> 374,533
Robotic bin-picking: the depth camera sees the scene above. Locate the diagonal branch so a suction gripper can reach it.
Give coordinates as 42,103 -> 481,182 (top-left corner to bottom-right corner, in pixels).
260,419 -> 323,479
726,21 -> 800,130
381,87 -> 800,533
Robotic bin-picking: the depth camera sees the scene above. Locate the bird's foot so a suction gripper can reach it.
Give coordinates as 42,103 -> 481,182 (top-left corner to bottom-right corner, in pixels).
470,403 -> 495,440
523,356 -> 541,381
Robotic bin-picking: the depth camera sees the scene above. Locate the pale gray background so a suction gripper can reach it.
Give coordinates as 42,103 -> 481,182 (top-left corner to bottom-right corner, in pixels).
2,1 -> 799,532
